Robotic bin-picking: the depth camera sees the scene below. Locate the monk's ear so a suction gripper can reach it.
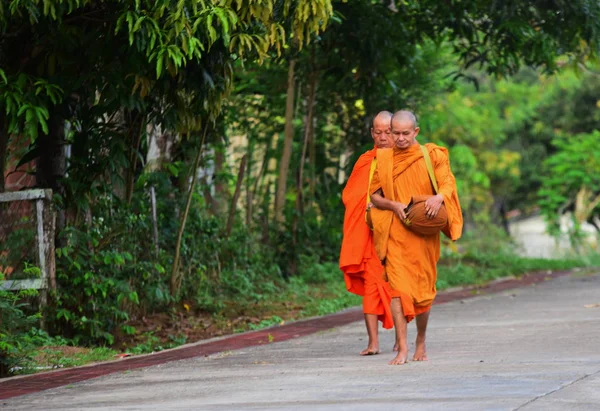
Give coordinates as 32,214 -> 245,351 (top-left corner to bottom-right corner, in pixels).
414,126 -> 421,137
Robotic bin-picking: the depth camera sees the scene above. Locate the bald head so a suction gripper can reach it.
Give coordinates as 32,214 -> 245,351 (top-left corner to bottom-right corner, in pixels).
372,111 -> 393,127
391,110 -> 420,150
371,111 -> 393,148
392,110 -> 417,128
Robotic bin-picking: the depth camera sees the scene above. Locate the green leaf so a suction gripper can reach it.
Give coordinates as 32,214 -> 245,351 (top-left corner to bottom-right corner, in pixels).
156,56 -> 164,77
133,16 -> 146,32
17,103 -> 30,117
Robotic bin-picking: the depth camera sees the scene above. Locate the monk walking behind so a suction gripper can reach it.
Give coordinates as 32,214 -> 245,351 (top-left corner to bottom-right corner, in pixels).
369,110 -> 463,365
340,111 -> 395,356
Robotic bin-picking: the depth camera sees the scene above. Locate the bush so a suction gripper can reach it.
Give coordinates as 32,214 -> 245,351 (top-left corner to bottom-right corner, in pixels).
48,171 -> 295,345
436,225 -> 598,290
0,274 -> 40,377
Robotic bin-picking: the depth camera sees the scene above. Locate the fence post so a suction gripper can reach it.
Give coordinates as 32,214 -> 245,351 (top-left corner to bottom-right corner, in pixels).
0,189 -> 54,328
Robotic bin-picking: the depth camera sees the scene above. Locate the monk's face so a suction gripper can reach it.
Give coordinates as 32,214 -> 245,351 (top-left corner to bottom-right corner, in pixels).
371,117 -> 393,148
392,119 -> 420,150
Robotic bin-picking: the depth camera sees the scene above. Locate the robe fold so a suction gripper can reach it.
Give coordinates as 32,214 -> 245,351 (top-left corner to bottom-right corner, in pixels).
369,143 -> 463,323
340,147 -> 394,330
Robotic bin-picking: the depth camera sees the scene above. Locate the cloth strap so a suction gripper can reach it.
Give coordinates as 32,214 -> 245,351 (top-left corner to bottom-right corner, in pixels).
420,145 -> 438,194
364,158 -> 377,226
366,158 -> 377,208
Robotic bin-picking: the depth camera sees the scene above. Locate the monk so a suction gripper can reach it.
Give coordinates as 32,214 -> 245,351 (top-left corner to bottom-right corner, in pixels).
369,110 -> 463,365
340,111 -> 395,356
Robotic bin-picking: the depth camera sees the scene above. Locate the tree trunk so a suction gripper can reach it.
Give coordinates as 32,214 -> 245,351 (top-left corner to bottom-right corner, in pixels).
253,147 -> 268,201
213,143 -> 229,215
0,111 -> 7,193
308,107 -> 317,205
499,199 -> 510,235
226,154 -> 247,237
261,182 -> 271,244
125,113 -> 145,205
36,112 -> 66,244
253,133 -> 277,212
246,143 -> 254,227
274,58 -> 296,223
169,126 -> 209,298
297,74 -> 318,217
36,116 -> 65,191
150,186 -> 159,258
574,186 -> 600,225
201,175 -> 217,216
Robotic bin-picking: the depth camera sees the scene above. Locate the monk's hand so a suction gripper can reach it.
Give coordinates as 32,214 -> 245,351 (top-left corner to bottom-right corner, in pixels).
392,202 -> 408,220
424,194 -> 444,219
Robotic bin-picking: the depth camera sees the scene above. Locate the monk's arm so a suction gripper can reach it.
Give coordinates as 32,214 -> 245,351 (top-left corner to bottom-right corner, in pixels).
371,190 -> 393,210
371,191 -> 407,220
368,161 -> 407,218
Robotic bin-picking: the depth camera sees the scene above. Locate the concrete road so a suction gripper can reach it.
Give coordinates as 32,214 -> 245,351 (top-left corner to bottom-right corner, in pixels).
3,271 -> 600,411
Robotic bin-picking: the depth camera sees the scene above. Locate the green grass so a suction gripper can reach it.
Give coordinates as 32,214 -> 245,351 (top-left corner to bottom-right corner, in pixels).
6,328 -> 117,376
437,253 -> 599,290
286,260 -> 362,317
128,333 -> 188,355
31,346 -> 117,370
436,227 -> 600,290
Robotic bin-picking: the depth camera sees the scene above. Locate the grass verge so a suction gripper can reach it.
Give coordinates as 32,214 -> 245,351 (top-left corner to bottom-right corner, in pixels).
2,329 -> 117,376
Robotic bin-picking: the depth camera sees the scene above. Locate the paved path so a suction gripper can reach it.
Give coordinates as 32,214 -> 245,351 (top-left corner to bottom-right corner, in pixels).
2,270 -> 599,410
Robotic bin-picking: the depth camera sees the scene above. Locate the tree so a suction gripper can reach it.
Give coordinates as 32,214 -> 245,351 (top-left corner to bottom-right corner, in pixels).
402,0 -> 600,76
538,132 -> 600,244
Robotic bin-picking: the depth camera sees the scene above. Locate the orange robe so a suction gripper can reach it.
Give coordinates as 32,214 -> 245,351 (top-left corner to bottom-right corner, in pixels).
369,143 -> 463,323
340,147 -> 394,329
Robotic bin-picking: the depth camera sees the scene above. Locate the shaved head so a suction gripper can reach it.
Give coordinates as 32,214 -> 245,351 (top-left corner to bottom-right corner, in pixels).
392,110 -> 417,128
371,111 -> 393,149
391,110 -> 420,150
372,111 -> 393,127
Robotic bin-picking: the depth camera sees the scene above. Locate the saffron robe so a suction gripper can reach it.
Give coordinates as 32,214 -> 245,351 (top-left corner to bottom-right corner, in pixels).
340,147 -> 394,329
369,143 -> 463,322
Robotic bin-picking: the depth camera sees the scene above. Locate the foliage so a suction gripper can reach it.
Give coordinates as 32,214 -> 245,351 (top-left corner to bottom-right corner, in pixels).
291,267 -> 361,317
404,0 -> 600,76
419,65 -> 600,235
437,226 -> 598,290
52,215 -> 149,345
538,131 -> 600,239
129,332 -> 187,355
48,171 -> 289,345
32,345 -> 116,371
0,222 -> 36,278
0,325 -> 116,376
0,277 -> 40,377
0,0 -> 335,135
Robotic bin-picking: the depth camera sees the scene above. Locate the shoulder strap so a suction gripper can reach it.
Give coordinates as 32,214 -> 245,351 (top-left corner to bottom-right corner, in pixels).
420,145 -> 438,193
366,158 -> 377,207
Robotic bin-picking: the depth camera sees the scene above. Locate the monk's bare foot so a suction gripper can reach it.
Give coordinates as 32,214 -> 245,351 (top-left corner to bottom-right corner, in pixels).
412,338 -> 428,361
388,350 -> 408,365
360,345 -> 379,356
